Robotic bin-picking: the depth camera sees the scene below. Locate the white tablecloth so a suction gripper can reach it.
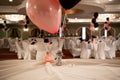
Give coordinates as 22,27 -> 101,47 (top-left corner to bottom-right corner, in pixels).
0,59 -> 120,80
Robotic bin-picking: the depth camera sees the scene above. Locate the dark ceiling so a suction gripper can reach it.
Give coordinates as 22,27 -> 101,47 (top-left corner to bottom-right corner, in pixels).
0,0 -> 24,6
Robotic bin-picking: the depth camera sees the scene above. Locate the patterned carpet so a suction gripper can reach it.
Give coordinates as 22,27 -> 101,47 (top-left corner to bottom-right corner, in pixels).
0,48 -> 17,59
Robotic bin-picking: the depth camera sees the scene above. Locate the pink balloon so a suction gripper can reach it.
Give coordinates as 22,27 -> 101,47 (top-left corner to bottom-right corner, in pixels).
90,22 -> 95,31
26,0 -> 61,34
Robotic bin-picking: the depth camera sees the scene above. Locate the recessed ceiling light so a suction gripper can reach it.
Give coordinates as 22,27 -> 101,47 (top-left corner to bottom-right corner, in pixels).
75,18 -> 78,20
109,0 -> 113,1
5,14 -> 25,22
23,28 -> 29,31
9,0 -> 13,2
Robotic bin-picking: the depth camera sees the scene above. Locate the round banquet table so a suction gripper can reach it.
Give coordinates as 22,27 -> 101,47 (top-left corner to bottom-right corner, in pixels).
0,59 -> 120,80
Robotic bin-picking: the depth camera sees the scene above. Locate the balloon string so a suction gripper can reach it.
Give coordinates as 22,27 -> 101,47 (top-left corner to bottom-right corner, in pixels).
61,14 -> 67,30
59,14 -> 67,38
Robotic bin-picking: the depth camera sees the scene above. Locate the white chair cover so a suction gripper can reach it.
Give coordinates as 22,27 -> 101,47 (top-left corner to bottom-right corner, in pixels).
36,42 -> 46,60
22,41 -> 30,60
15,41 -> 24,59
29,44 -> 37,60
104,40 -> 113,59
108,41 -> 116,58
97,41 -> 106,59
50,39 -> 59,58
69,40 -> 81,57
8,38 -> 16,52
116,38 -> 120,50
80,41 -> 90,59
3,38 -> 9,48
63,37 -> 71,49
91,43 -> 98,59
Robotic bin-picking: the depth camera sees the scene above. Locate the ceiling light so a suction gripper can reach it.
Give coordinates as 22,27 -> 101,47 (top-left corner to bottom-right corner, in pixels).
98,14 -> 115,21
99,0 -> 113,3
23,27 -> 29,31
5,14 -> 25,22
75,18 -> 78,20
108,0 -> 113,1
95,27 -> 99,31
68,18 -> 90,23
9,0 -> 13,2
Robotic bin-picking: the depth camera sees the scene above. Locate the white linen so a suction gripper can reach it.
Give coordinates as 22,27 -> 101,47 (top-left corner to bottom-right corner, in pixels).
29,44 -> 37,59
49,39 -> 59,58
22,41 -> 31,60
107,41 -> 116,58
63,37 -> 72,49
35,42 -> 46,60
69,40 -> 81,57
80,41 -> 91,59
3,38 -> 9,48
97,41 -> 106,59
117,38 -> 120,50
92,43 -> 99,59
0,59 -> 120,80
15,41 -> 24,59
8,38 -> 16,52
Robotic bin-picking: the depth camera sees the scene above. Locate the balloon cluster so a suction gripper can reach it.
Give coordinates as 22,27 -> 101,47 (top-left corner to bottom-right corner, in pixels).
2,20 -> 8,31
25,15 -> 30,24
59,0 -> 80,34
104,17 -> 111,31
26,0 -> 81,34
59,0 -> 81,10
90,12 -> 99,31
